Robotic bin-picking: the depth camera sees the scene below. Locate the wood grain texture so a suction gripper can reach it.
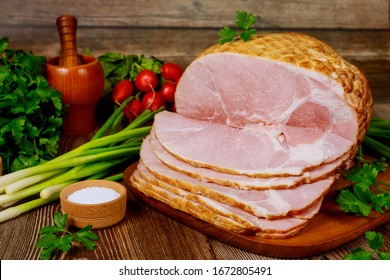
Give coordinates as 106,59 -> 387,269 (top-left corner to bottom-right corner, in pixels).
2,104 -> 388,260
0,0 -> 389,260
1,0 -> 389,29
124,163 -> 390,258
4,27 -> 390,61
3,27 -> 390,102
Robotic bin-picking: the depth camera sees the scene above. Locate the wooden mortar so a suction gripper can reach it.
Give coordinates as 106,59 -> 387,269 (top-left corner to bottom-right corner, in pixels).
45,15 -> 104,136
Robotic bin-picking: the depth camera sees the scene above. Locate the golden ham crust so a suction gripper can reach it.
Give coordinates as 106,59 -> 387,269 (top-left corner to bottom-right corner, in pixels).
198,33 -> 372,145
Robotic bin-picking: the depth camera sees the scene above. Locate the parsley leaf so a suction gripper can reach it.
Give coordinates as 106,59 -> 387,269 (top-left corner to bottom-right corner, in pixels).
235,10 -> 256,30
365,230 -> 384,251
336,189 -> 372,216
0,37 -> 64,174
378,252 -> 390,260
344,248 -> 372,260
53,211 -> 68,228
36,211 -> 98,260
218,27 -> 239,44
0,37 -> 9,52
344,231 -> 390,260
336,156 -> 389,217
218,10 -> 257,44
74,225 -> 99,251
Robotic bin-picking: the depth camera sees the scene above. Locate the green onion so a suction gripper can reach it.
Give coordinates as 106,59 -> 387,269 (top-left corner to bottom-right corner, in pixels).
0,127 -> 149,188
363,135 -> 390,159
40,158 -> 129,199
5,170 -> 66,195
0,192 -> 61,223
0,105 -> 161,223
91,96 -> 133,140
103,173 -> 124,181
363,118 -> 390,160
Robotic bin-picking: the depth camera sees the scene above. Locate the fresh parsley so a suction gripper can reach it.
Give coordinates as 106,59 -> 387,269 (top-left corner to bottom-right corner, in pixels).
336,152 -> 390,217
218,10 -> 257,44
344,231 -> 390,260
0,37 -> 64,174
36,211 -> 98,260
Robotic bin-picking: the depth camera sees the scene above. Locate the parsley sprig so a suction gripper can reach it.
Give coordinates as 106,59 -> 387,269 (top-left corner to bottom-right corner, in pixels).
218,10 -> 257,44
36,211 -> 98,260
336,149 -> 390,217
0,37 -> 64,174
344,231 -> 390,260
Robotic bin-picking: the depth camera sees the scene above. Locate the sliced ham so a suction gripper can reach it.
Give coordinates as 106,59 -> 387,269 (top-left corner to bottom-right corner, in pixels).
131,169 -> 314,238
131,172 -> 253,235
178,32 -> 372,145
149,129 -> 350,190
153,110 -> 353,177
131,33 -> 372,239
139,136 -> 334,219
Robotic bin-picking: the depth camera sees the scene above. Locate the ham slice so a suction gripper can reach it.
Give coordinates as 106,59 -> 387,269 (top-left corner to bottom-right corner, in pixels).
149,129 -> 350,190
131,169 -> 316,238
131,33 -> 372,239
140,136 -> 334,219
153,110 -> 353,177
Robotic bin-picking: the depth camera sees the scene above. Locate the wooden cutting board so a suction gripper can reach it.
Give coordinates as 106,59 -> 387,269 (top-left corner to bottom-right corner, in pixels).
123,162 -> 390,258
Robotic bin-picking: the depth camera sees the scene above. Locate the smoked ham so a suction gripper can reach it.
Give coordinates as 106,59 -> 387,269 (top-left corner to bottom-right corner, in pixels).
131,169 -> 318,238
149,130 -> 350,190
176,33 -> 372,147
130,32 -> 372,238
153,110 -> 353,177
139,136 -> 334,219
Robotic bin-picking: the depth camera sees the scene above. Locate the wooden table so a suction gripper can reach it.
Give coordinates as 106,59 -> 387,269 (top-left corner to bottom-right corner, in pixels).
1,0 -> 389,260
0,106 -> 388,261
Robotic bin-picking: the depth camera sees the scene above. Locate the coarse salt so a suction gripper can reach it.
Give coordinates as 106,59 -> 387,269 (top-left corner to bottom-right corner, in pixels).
67,186 -> 120,204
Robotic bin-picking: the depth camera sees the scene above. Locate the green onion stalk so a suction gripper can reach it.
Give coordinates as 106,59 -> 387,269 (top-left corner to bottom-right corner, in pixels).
0,192 -> 61,223
363,118 -> 390,160
0,96 -> 163,223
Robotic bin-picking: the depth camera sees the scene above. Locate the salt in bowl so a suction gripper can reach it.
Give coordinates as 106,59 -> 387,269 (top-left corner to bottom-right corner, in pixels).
60,180 -> 127,229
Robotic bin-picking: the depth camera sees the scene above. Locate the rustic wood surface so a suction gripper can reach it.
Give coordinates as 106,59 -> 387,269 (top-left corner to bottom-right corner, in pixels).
2,0 -> 389,29
0,0 -> 389,260
124,162 -> 390,259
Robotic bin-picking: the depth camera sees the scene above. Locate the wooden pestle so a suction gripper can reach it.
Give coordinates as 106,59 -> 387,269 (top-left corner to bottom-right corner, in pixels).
56,15 -> 81,67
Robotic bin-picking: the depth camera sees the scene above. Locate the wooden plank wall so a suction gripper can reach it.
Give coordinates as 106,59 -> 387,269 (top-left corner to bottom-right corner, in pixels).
1,0 -> 390,104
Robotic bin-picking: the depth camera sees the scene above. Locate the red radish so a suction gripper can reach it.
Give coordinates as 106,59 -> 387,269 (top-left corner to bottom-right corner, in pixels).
135,70 -> 158,92
161,63 -> 183,82
160,81 -> 176,103
124,99 -> 144,122
141,91 -> 165,112
112,80 -> 133,105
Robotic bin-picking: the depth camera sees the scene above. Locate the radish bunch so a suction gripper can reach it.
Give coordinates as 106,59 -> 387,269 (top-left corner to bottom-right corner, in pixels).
111,62 -> 182,122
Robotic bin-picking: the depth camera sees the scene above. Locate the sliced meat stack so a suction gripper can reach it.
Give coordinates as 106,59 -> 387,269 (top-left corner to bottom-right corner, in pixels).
130,33 -> 372,238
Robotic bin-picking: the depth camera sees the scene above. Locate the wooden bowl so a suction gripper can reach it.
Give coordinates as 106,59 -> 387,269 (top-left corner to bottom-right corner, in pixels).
60,180 -> 127,229
45,55 -> 104,136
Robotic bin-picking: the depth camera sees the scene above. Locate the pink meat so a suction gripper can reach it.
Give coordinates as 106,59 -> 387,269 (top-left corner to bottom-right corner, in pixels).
139,137 -> 333,219
132,49 -> 363,238
153,111 -> 353,177
168,54 -> 358,176
149,130 -> 350,190
131,169 -> 314,236
175,54 -> 356,131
